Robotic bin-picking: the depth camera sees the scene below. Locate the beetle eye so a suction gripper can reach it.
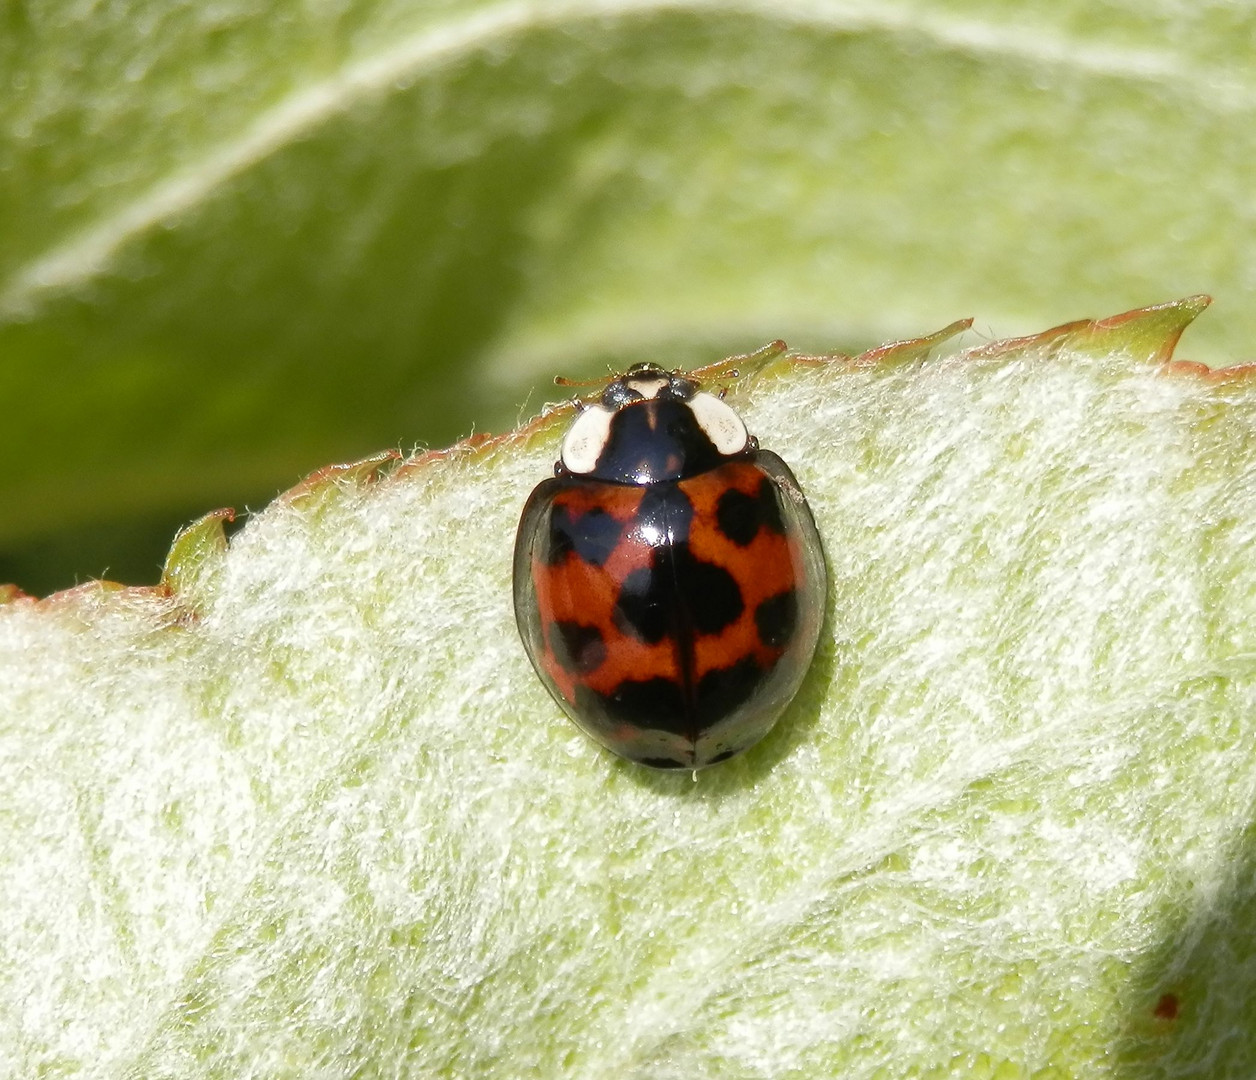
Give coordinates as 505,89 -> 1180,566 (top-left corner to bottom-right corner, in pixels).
601,382 -> 642,409
666,376 -> 698,401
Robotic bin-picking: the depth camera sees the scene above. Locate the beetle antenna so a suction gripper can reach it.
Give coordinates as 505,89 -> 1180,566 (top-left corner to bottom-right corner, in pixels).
554,373 -> 612,388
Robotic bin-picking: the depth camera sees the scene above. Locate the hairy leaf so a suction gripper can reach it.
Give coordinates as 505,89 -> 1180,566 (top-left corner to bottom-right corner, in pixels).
4,299 -> 1254,1077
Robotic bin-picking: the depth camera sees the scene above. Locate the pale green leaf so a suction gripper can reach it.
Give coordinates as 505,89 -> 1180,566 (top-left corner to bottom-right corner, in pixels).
3,299 -> 1254,1077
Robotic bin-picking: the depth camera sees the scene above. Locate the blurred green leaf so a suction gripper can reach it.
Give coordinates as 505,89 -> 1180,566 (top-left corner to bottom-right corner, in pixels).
3,2 -> 1255,591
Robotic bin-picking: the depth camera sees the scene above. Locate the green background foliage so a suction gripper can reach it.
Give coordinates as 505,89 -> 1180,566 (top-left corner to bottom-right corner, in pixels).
3,1 -> 1254,592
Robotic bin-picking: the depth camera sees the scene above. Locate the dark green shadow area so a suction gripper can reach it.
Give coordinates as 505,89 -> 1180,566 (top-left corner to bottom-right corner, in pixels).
1114,804 -> 1256,1076
0,502 -> 249,597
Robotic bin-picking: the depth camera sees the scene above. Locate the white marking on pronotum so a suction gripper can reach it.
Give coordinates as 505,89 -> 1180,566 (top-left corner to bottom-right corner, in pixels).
561,405 -> 615,474
621,375 -> 670,400
688,391 -> 749,455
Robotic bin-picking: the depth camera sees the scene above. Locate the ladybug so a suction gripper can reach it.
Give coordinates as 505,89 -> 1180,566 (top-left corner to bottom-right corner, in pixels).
513,362 -> 827,769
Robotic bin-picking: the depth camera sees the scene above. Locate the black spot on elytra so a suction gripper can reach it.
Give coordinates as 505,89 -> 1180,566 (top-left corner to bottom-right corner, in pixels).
637,484 -> 692,544
695,656 -> 767,727
615,565 -> 671,644
707,748 -> 738,765
546,504 -> 622,566
639,756 -> 688,769
548,621 -> 606,675
615,549 -> 743,643
682,555 -> 743,635
757,477 -> 788,534
715,477 -> 787,546
599,677 -> 689,735
612,485 -> 701,644
755,589 -> 799,649
715,488 -> 761,546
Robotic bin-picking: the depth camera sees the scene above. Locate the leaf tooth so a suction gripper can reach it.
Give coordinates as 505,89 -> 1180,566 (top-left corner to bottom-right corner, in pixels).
850,318 -> 975,368
965,295 -> 1212,366
278,449 -> 402,506
1068,294 -> 1212,364
161,507 -> 237,615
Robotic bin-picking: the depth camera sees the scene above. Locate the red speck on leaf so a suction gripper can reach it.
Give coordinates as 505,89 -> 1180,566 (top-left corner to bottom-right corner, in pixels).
1154,993 -> 1180,1021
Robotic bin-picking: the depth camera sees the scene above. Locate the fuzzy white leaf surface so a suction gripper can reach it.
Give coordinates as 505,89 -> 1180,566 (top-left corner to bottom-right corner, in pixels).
2,306 -> 1254,1077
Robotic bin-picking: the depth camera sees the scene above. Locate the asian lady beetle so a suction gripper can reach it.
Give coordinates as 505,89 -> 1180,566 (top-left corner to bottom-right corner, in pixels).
513,363 -> 827,769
